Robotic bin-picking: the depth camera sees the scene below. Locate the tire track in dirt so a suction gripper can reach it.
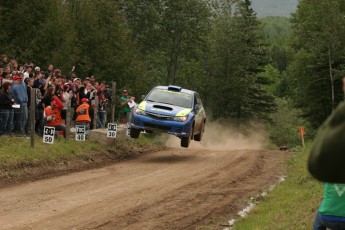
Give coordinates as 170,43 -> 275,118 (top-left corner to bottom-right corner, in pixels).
0,148 -> 287,230
104,150 -> 283,230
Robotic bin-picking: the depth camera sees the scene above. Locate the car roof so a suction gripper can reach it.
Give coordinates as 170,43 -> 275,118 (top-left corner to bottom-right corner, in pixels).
153,85 -> 195,95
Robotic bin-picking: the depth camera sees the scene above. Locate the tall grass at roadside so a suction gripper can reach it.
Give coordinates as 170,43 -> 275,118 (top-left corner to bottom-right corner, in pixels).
233,144 -> 323,230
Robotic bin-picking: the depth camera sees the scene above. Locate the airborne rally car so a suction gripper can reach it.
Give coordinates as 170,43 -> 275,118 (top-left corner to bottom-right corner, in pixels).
130,85 -> 206,148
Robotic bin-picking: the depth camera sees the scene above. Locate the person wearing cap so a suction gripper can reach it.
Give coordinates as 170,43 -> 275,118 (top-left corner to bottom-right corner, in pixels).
11,75 -> 28,135
75,98 -> 91,134
0,82 -> 15,135
44,95 -> 66,138
120,89 -> 134,125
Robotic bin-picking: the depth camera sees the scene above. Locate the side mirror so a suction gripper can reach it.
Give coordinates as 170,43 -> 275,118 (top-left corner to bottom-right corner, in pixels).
195,104 -> 200,111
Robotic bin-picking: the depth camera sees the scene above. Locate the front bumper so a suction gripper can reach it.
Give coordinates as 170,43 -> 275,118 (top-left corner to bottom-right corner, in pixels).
131,112 -> 193,138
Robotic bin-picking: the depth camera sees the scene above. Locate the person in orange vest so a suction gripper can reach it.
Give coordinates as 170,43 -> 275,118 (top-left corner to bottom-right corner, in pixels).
75,98 -> 91,133
44,95 -> 66,138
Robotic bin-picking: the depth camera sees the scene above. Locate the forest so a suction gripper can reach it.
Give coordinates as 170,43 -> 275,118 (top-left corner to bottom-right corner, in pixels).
0,0 -> 343,148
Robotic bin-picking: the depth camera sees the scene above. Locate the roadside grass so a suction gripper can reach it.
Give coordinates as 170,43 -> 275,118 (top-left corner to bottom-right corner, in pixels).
0,133 -> 163,169
233,144 -> 323,230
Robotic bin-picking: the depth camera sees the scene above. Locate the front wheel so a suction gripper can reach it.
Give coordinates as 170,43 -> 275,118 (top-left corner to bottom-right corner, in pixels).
181,126 -> 193,148
130,127 -> 141,138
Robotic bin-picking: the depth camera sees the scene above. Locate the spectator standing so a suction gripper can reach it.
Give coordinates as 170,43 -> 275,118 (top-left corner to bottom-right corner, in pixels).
97,87 -> 108,128
11,75 -> 28,135
120,89 -> 133,125
25,78 -> 34,135
44,96 -> 66,138
61,84 -> 72,123
0,82 -> 15,135
313,183 -> 345,230
75,98 -> 91,134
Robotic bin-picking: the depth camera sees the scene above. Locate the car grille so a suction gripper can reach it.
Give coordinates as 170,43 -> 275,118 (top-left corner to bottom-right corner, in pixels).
143,122 -> 183,133
143,123 -> 171,131
146,111 -> 174,121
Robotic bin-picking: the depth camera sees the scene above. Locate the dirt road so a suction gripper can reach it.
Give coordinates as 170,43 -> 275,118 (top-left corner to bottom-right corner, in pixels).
0,148 -> 286,230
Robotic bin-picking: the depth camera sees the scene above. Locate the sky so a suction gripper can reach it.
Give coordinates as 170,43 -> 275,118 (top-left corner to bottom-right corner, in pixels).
251,0 -> 299,17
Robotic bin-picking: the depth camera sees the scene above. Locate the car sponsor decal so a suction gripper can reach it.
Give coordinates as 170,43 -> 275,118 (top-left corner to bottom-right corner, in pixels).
176,108 -> 192,117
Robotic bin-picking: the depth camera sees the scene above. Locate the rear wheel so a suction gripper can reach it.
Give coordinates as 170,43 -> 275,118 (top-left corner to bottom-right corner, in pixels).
130,127 -> 141,138
194,121 -> 205,142
181,126 -> 193,148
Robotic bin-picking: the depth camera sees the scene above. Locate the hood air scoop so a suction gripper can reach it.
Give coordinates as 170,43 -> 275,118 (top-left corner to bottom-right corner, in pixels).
153,105 -> 173,111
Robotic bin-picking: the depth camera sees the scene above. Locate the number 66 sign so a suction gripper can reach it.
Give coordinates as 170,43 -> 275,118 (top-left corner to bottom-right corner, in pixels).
43,126 -> 55,144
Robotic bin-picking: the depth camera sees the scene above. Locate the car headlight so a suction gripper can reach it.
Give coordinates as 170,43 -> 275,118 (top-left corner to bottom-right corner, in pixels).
173,116 -> 187,122
135,108 -> 146,115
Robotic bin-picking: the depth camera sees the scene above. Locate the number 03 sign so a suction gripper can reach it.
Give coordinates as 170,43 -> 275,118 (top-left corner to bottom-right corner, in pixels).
43,126 -> 55,144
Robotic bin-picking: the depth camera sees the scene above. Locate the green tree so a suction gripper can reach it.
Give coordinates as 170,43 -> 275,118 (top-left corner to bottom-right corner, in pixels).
205,0 -> 275,121
288,0 -> 345,128
123,0 -> 211,88
0,0 -> 78,71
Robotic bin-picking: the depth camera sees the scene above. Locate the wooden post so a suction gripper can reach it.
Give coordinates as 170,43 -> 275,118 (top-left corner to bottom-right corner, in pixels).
93,96 -> 98,129
30,88 -> 35,148
65,100 -> 71,140
298,127 -> 305,148
111,82 -> 116,123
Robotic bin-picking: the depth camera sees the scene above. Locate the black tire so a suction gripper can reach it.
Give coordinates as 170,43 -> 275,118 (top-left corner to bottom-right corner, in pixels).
181,126 -> 193,148
130,127 -> 141,138
194,121 -> 205,142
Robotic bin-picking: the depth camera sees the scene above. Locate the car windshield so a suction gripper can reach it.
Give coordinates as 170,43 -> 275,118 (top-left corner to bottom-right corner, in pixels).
146,89 -> 192,108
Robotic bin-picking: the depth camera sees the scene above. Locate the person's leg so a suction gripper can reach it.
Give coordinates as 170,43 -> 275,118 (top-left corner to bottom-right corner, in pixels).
0,109 -> 9,135
96,114 -> 101,129
313,212 -> 327,230
98,111 -> 106,128
35,108 -> 43,134
13,107 -> 21,134
8,109 -> 14,135
322,220 -> 345,230
22,103 -> 28,134
126,111 -> 131,125
25,108 -> 31,135
55,124 -> 67,139
122,112 -> 126,125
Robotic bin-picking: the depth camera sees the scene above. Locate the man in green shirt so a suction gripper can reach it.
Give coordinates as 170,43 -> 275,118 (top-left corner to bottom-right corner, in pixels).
313,183 -> 345,230
120,89 -> 133,125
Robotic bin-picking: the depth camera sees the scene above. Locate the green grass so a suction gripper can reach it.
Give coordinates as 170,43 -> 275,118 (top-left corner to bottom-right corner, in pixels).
0,133 -> 163,169
233,144 -> 323,230
0,135 -> 105,168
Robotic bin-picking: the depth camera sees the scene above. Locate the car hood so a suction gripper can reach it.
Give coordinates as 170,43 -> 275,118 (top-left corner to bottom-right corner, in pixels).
138,101 -> 192,117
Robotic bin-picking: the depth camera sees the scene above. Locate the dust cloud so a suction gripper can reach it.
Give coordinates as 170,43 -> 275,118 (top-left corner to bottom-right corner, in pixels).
165,121 -> 268,150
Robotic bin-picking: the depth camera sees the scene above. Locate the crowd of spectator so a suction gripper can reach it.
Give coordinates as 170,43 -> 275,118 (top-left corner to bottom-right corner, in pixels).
0,54 -> 112,138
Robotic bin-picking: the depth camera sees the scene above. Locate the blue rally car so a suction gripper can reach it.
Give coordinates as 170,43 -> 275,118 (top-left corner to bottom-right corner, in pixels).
130,85 -> 206,148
